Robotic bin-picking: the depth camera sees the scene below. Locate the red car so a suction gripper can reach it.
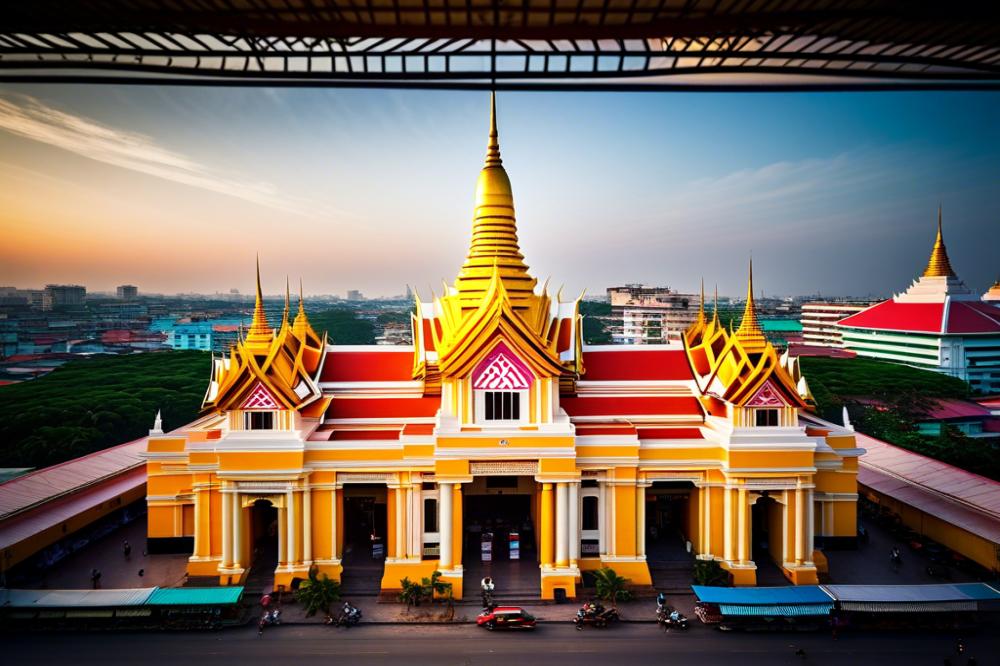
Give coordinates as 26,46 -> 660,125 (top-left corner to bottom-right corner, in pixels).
476,606 -> 537,630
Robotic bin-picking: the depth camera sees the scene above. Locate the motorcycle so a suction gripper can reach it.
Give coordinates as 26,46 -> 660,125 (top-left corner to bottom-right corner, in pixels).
656,600 -> 689,631
574,603 -> 620,630
258,608 -> 281,635
326,602 -> 363,628
890,548 -> 903,572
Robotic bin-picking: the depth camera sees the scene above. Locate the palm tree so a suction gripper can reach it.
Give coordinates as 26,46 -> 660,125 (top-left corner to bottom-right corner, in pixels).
592,567 -> 631,609
295,567 -> 342,618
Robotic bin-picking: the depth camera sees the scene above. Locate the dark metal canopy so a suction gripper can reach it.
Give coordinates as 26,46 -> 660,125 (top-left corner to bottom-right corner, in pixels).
2,0 -> 999,90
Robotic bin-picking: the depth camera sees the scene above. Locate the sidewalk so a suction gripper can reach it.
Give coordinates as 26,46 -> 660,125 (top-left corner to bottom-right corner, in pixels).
267,593 -> 691,625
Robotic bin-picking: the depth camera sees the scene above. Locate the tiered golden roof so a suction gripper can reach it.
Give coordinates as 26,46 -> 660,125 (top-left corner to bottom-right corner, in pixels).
684,262 -> 809,409
452,92 -> 538,312
922,206 -> 957,278
415,93 -> 581,389
203,262 -> 325,413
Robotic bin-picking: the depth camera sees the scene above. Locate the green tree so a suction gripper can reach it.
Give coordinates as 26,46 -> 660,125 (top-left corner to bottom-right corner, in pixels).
295,567 -> 342,618
592,567 -> 632,608
692,559 -> 728,587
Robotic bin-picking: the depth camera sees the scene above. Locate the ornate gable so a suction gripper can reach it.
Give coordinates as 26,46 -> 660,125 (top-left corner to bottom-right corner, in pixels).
241,382 -> 281,410
746,380 -> 786,407
473,343 -> 533,390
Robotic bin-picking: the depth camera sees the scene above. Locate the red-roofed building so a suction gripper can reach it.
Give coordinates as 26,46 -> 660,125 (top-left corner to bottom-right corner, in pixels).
837,211 -> 1000,393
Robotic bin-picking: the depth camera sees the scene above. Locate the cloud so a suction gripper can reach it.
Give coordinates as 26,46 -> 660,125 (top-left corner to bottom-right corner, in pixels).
0,93 -> 318,217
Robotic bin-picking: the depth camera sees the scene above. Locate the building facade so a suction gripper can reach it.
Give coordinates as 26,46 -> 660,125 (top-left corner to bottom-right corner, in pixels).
117,285 -> 138,300
42,284 -> 85,310
800,301 -> 873,348
607,284 -> 700,344
838,213 -> 1000,393
144,97 -> 860,598
167,323 -> 214,351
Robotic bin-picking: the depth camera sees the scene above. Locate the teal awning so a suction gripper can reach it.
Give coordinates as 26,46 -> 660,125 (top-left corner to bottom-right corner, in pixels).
145,586 -> 244,606
718,603 -> 833,617
693,585 -> 833,605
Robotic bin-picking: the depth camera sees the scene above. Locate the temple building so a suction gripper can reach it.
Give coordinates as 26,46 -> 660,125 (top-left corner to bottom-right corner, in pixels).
838,211 -> 1000,393
144,95 -> 861,598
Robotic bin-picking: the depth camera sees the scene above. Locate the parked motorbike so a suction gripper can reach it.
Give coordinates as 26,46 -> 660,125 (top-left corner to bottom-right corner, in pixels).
258,608 -> 281,635
574,602 -> 620,630
326,602 -> 363,628
656,598 -> 689,631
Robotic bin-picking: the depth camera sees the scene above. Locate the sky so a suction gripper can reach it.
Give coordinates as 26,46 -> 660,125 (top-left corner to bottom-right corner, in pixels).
0,86 -> 997,300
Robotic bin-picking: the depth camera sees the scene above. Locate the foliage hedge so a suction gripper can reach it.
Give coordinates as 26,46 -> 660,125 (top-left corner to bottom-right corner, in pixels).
800,356 -> 999,481
308,308 -> 376,345
0,351 -> 208,469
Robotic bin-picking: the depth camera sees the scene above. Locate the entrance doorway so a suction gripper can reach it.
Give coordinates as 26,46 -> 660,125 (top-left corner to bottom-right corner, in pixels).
462,476 -> 539,597
645,481 -> 695,591
751,494 -> 786,585
340,485 -> 387,594
245,499 -> 278,593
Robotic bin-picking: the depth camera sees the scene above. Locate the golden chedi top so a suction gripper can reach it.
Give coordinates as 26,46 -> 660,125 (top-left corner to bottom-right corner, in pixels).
453,92 -> 537,312
734,259 -> 768,354
922,206 -> 957,278
293,278 -> 321,344
244,256 -> 275,354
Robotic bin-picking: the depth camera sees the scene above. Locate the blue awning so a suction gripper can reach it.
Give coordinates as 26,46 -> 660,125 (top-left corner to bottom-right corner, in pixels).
718,603 -> 833,617
692,585 -> 833,605
823,583 -> 1000,604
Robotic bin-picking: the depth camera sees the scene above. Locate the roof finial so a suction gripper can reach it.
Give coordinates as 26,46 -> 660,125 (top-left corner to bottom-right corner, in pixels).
149,409 -> 163,436
292,277 -> 316,340
245,254 -> 274,351
734,256 -> 767,353
485,90 -> 502,168
283,276 -> 291,325
922,205 -> 957,278
712,284 -> 720,326
695,278 -> 706,327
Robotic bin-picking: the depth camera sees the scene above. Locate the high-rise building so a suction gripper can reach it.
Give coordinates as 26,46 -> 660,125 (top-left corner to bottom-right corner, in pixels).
42,284 -> 85,310
838,211 -> 1000,393
607,284 -> 700,344
800,301 -> 874,348
346,289 -> 364,301
145,95 -> 859,599
116,284 -> 138,300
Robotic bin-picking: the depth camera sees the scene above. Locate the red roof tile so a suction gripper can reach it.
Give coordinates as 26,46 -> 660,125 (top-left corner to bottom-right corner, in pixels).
562,396 -> 702,418
581,348 -> 694,381
637,427 -> 705,439
325,396 -> 440,420
922,399 -> 993,420
838,300 -> 944,333
947,302 -> 1000,334
320,348 -> 414,382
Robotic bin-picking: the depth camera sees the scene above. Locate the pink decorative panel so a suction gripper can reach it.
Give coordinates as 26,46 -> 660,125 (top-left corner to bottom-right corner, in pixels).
472,343 -> 532,390
241,382 -> 281,410
746,381 -> 786,407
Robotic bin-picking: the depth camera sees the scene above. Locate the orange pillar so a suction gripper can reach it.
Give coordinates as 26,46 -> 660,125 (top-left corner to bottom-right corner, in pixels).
453,484 -> 463,566
387,488 -> 396,558
540,483 -> 554,568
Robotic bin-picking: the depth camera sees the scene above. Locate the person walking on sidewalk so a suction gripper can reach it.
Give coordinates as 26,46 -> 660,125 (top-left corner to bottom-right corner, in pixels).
123,540 -> 132,560
90,568 -> 102,589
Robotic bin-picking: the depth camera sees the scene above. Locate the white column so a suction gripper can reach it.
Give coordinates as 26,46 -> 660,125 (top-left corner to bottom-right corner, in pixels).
303,486 -> 313,563
794,488 -> 805,564
556,482 -> 569,567
231,493 -> 242,568
287,488 -> 297,566
410,483 -> 421,559
569,482 -> 580,565
439,482 -> 453,569
781,493 -> 789,563
221,487 -> 233,568
192,489 -> 203,557
737,488 -> 747,564
636,482 -> 646,558
598,481 -> 607,556
804,488 -> 814,565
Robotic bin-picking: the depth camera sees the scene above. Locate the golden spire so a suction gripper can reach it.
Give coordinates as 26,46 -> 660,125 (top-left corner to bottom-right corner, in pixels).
734,258 -> 767,353
282,276 -> 291,327
292,278 -> 313,338
244,255 -> 274,352
922,206 -> 957,278
453,91 -> 536,311
711,284 -> 720,327
695,278 -> 706,328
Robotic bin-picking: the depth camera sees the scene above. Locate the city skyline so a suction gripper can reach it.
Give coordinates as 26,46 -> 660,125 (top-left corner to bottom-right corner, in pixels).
1,87 -> 998,298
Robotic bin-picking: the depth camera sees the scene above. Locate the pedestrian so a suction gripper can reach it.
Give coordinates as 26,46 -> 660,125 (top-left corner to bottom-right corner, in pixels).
123,539 -> 132,559
90,568 -> 101,589
138,569 -> 145,577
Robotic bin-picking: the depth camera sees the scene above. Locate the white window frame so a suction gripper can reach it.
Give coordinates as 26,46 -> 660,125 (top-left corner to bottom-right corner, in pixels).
474,388 -> 528,426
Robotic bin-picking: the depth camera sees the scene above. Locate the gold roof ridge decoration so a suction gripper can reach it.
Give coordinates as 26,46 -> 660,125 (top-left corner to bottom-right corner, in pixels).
452,91 -> 537,312
202,260 -> 326,415
922,205 -> 957,278
733,258 -> 767,354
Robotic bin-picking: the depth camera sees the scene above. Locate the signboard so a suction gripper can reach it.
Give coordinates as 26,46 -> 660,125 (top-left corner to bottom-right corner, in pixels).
581,541 -> 600,556
371,537 -> 385,559
481,531 -> 493,562
509,531 -> 520,560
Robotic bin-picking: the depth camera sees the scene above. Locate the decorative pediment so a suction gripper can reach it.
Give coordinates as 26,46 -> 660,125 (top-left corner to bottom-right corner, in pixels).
473,344 -> 532,390
241,382 -> 281,410
746,381 -> 786,407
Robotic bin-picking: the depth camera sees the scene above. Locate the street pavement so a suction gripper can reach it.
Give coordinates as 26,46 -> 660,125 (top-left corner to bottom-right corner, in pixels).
4,622 -> 997,665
